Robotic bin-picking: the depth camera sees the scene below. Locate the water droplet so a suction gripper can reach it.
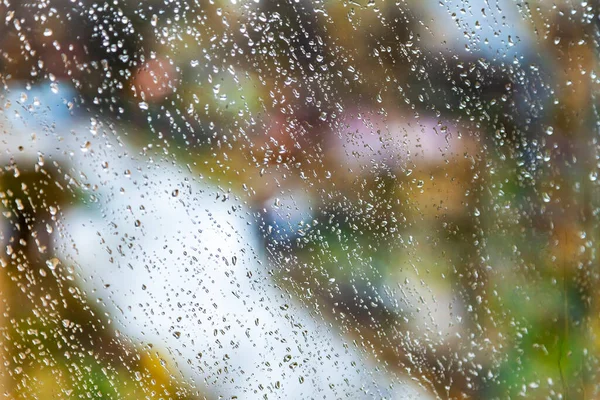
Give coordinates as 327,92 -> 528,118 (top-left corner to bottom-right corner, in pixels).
542,193 -> 551,203
46,258 -> 60,270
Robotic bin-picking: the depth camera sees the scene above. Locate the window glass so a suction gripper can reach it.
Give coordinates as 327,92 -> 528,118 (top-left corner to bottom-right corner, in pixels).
0,1 -> 598,398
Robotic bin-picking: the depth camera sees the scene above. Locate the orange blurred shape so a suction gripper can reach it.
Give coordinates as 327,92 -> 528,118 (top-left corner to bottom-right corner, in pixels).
132,58 -> 178,101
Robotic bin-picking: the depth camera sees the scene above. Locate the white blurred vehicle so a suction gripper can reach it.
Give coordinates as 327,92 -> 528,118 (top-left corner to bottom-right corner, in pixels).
0,84 -> 430,399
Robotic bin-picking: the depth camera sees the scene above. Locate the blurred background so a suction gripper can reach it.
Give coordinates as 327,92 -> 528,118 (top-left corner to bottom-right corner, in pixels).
0,0 -> 599,398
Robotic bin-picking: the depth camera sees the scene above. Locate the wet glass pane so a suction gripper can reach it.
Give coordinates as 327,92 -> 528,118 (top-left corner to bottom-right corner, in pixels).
0,0 -> 599,398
